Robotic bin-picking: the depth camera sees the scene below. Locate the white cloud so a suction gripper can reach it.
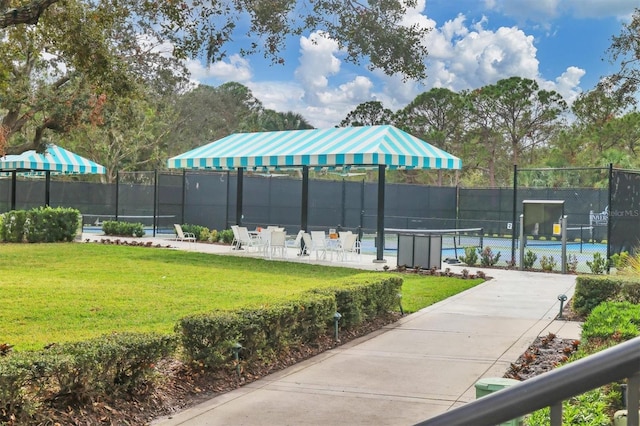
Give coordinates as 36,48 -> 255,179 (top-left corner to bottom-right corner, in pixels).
488,0 -> 635,21
186,54 -> 253,83
540,66 -> 586,104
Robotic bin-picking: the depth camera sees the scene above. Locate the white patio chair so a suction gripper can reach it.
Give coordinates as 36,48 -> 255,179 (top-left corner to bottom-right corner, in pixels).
310,231 -> 329,260
174,224 -> 196,247
268,230 -> 287,259
287,230 -> 304,255
259,228 -> 272,257
230,225 -> 241,250
237,226 -> 266,251
338,232 -> 361,262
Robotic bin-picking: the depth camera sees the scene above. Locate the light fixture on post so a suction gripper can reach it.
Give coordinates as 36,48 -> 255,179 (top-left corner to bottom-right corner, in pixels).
333,312 -> 342,341
232,342 -> 243,377
557,294 -> 568,319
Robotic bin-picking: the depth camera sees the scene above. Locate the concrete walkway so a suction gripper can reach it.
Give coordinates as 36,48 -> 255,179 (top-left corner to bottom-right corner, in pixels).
83,233 -> 581,425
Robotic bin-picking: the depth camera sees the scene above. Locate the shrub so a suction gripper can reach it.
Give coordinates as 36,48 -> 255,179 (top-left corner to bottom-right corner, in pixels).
102,221 -> 145,237
540,255 -> 557,272
219,229 -> 234,244
0,210 -> 28,242
459,246 -> 478,266
586,252 -> 607,274
523,250 -> 537,269
572,276 -> 623,316
208,229 -> 220,243
479,246 -> 500,267
610,251 -> 630,270
181,224 -> 209,241
0,207 -> 80,243
580,301 -> 640,345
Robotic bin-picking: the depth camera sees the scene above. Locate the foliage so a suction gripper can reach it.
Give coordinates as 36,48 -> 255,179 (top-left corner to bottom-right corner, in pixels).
523,250 -> 537,269
572,276 -> 623,316
526,389 -> 612,426
181,224 -> 210,242
0,210 -> 28,242
339,101 -> 394,127
101,220 -> 145,237
459,246 -> 478,266
0,332 -> 177,423
610,251 -> 630,269
539,255 -> 557,272
0,207 -> 80,243
580,301 -> 640,345
479,246 -> 501,267
586,252 -> 608,274
219,229 -> 235,244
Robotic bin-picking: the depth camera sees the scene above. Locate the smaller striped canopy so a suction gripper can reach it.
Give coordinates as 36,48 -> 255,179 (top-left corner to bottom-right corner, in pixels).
0,144 -> 106,175
167,125 -> 462,171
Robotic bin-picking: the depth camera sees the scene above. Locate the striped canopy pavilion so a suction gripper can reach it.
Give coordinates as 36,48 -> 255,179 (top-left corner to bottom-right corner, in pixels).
167,125 -> 462,261
1,144 -> 106,209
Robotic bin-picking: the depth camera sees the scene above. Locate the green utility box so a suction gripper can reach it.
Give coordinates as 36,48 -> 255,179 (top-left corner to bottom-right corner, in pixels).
475,377 -> 523,426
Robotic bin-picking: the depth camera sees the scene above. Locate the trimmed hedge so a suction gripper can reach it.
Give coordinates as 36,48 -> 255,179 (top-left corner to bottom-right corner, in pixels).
0,207 -> 80,243
177,275 -> 403,369
572,275 -> 640,316
102,220 -> 145,237
0,332 -> 177,424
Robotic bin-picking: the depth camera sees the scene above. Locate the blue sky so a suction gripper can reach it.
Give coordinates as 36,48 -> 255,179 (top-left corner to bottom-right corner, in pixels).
186,0 -> 637,128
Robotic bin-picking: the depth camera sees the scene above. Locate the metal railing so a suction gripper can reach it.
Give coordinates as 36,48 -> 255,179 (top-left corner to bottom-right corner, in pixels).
415,335 -> 640,426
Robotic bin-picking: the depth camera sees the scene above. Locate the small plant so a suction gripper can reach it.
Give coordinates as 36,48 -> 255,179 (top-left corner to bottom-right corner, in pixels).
459,246 -> 478,266
479,246 -> 501,266
540,255 -> 557,272
566,254 -> 578,273
523,250 -> 537,269
610,251 -> 630,270
586,252 -> 607,274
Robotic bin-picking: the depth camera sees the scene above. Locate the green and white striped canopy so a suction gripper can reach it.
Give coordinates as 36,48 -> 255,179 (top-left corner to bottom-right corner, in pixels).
167,125 -> 462,171
0,144 -> 106,175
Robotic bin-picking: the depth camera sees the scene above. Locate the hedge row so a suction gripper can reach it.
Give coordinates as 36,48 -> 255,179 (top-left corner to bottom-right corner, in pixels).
0,207 -> 81,243
571,275 -> 640,316
0,275 -> 402,423
178,275 -> 403,368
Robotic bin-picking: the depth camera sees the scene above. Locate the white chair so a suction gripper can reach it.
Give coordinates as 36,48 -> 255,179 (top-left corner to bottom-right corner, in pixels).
287,230 -> 304,255
174,224 -> 196,247
259,229 -> 272,257
268,230 -> 287,259
338,232 -> 361,262
310,231 -> 329,260
237,226 -> 266,251
230,225 -> 241,250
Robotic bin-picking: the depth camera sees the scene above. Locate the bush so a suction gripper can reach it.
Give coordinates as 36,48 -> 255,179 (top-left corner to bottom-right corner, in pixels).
181,224 -> 209,241
0,207 -> 80,243
102,221 -> 145,237
523,250 -> 537,269
0,332 -> 177,423
540,255 -> 557,272
219,229 -> 234,244
572,276 -> 623,316
586,252 -> 607,274
176,276 -> 402,369
479,246 -> 500,267
0,210 -> 28,242
580,301 -> 640,345
459,246 -> 478,266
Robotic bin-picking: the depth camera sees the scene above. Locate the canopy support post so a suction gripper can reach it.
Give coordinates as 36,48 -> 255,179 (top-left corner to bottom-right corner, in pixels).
11,171 -> 16,210
45,171 -> 51,206
301,166 -> 309,232
375,165 -> 386,263
236,167 -> 243,226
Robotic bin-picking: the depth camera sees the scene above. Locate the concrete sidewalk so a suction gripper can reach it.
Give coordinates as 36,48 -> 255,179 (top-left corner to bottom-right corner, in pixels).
147,260 -> 580,426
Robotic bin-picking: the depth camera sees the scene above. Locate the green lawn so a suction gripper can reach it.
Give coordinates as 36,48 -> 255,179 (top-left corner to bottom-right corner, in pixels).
1,243 -> 483,351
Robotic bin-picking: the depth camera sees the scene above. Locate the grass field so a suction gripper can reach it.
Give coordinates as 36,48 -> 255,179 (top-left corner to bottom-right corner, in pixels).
1,243 -> 483,351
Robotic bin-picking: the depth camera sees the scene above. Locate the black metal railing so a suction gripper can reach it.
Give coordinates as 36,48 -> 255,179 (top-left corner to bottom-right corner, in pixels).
415,335 -> 640,426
